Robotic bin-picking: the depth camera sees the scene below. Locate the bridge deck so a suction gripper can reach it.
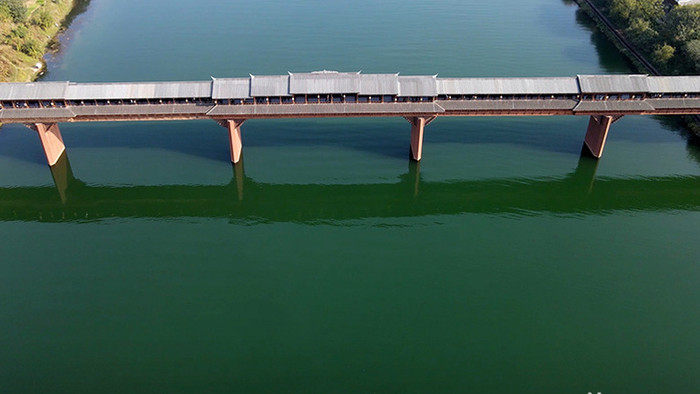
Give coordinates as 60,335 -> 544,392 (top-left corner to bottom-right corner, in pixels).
3,72 -> 700,166
2,73 -> 700,123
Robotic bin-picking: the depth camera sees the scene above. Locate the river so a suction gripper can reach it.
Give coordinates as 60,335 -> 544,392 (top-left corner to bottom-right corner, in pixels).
1,0 -> 699,392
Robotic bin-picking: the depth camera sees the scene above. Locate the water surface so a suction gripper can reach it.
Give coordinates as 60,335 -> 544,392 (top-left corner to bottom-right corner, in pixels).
1,1 -> 699,393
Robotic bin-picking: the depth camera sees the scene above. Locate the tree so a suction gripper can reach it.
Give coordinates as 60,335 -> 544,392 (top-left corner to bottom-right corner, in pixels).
0,0 -> 27,22
636,0 -> 664,21
665,5 -> 700,44
652,43 -> 675,66
609,0 -> 663,26
610,0 -> 637,25
684,39 -> 700,71
626,17 -> 659,49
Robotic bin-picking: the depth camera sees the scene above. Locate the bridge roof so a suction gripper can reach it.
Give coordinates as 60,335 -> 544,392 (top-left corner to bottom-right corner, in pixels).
7,74 -> 700,104
65,81 -> 211,100
0,82 -> 68,100
647,76 -> 700,93
437,77 -> 579,95
289,71 -> 360,94
398,76 -> 437,96
212,78 -> 250,99
250,75 -> 290,97
578,75 -> 649,93
359,74 -> 399,95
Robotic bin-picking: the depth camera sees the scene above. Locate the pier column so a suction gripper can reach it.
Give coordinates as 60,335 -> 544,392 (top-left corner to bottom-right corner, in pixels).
28,123 -> 65,166
219,119 -> 246,164
405,116 -> 437,161
583,115 -> 613,159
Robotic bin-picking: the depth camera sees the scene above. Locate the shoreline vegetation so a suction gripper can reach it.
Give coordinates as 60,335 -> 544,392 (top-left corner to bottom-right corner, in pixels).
0,0 -> 83,83
573,0 -> 700,136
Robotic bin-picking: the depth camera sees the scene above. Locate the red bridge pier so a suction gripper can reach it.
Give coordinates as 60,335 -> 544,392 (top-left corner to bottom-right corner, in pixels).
28,123 -> 66,166
583,115 -> 616,158
23,115 -> 621,169
218,119 -> 246,164
405,115 -> 437,161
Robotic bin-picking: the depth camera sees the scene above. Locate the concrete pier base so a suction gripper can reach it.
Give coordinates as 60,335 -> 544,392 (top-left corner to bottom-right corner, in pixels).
219,119 -> 246,164
583,115 -> 613,159
29,123 -> 65,166
405,116 -> 436,161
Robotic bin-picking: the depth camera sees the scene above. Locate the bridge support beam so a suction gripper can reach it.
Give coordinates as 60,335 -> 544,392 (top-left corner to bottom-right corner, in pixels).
583,115 -> 613,159
218,119 -> 246,164
27,123 -> 66,166
405,116 -> 437,161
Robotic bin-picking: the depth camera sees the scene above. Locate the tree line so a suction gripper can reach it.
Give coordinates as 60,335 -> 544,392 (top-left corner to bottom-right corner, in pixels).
595,0 -> 700,74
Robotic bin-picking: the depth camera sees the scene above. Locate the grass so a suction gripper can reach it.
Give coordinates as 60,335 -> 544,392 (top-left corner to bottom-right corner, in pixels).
0,0 -> 76,82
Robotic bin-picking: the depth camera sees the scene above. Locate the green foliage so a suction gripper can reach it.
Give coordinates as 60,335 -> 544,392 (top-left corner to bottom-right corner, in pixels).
0,0 -> 27,22
0,4 -> 11,22
665,5 -> 700,43
626,17 -> 659,48
683,39 -> 700,70
33,10 -> 53,30
20,38 -> 42,57
11,25 -> 28,38
609,0 -> 663,27
652,43 -> 675,66
610,0 -> 637,24
596,0 -> 700,73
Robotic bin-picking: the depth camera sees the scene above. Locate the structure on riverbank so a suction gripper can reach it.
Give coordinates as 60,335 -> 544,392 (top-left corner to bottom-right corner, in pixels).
2,71 -> 700,167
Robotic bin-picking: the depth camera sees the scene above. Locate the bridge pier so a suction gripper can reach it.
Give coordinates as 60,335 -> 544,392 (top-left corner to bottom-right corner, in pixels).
218,119 -> 246,164
405,116 -> 437,161
27,123 -> 66,166
583,115 -> 613,159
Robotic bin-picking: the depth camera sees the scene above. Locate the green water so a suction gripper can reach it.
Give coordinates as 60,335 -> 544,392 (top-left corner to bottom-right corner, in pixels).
1,0 -> 699,392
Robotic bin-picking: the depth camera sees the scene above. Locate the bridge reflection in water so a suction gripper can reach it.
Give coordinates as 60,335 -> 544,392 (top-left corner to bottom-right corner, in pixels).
1,155 -> 698,223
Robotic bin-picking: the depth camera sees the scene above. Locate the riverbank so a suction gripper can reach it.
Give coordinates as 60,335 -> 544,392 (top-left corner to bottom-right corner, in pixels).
574,0 -> 700,136
0,0 -> 82,83
573,0 -> 659,75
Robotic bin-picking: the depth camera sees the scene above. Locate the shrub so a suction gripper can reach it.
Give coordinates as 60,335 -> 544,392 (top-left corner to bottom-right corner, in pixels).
652,44 -> 675,67
0,4 -> 11,22
0,0 -> 27,22
11,25 -> 28,38
34,10 -> 53,30
20,39 -> 42,57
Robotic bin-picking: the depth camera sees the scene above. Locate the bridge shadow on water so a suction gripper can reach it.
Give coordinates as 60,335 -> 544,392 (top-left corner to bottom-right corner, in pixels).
1,153 -> 699,224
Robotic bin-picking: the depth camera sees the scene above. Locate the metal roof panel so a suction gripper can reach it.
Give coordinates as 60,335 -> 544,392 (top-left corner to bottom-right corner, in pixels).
250,75 -> 290,97
398,76 -> 437,96
359,74 -> 399,95
437,78 -> 579,95
578,75 -> 649,93
66,82 -> 212,100
0,82 -> 69,100
438,99 -> 578,111
212,78 -> 250,99
647,76 -> 700,93
208,102 -> 444,117
573,100 -> 655,112
648,98 -> 700,109
289,71 -> 360,94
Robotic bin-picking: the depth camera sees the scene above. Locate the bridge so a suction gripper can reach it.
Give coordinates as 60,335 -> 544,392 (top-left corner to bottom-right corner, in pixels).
2,71 -> 700,167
